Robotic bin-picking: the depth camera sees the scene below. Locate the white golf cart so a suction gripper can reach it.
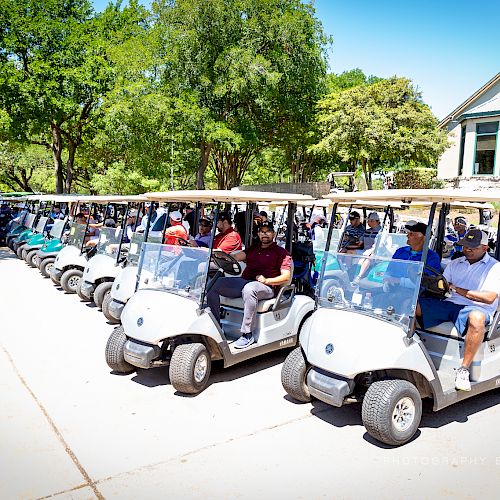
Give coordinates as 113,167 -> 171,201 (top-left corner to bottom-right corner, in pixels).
50,196 -> 130,293
282,189 -> 500,446
105,190 -> 316,395
77,196 -> 146,308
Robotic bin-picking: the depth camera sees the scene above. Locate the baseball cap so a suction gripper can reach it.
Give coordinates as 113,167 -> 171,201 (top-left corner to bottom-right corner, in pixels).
128,209 -> 138,217
367,211 -> 380,221
217,211 -> 232,223
457,229 -> 488,248
258,221 -> 275,232
104,218 -> 116,227
199,216 -> 213,226
169,210 -> 182,222
405,221 -> 427,235
454,216 -> 467,226
348,210 -> 361,219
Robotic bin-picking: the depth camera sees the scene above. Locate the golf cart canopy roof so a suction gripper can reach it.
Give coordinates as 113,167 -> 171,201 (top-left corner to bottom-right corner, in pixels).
324,189 -> 500,205
71,194 -> 145,203
273,198 -> 407,209
142,189 -> 314,203
35,194 -> 83,203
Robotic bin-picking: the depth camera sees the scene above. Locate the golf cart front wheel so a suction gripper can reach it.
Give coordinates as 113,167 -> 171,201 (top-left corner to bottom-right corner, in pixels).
60,268 -> 83,294
102,293 -> 119,324
40,258 -> 56,278
361,379 -> 422,446
26,249 -> 38,268
76,280 -> 91,302
105,326 -> 135,373
94,282 -> 112,310
281,347 -> 311,403
16,246 -> 24,259
169,343 -> 211,395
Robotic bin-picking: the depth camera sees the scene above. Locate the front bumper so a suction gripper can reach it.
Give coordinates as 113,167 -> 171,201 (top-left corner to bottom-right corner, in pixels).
79,280 -> 95,299
124,339 -> 161,369
51,267 -> 63,283
108,299 -> 125,321
307,368 -> 355,407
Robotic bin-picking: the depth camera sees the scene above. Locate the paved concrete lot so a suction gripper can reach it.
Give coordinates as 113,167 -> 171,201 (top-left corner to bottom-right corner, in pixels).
1,247 -> 500,499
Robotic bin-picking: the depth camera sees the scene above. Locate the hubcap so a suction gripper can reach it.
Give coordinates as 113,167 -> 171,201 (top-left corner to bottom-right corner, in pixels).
68,275 -> 80,290
391,396 -> 415,432
46,263 -> 54,273
194,353 -> 208,383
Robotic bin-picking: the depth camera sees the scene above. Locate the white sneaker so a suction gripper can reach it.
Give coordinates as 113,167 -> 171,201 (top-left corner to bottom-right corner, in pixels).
455,367 -> 471,391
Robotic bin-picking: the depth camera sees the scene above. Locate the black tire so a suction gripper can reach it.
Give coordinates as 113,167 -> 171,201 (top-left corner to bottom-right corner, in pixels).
26,249 -> 38,268
102,292 -> 119,324
281,347 -> 311,402
169,343 -> 211,395
16,245 -> 24,259
40,258 -> 56,278
21,247 -> 29,261
76,279 -> 91,302
94,281 -> 112,310
105,326 -> 134,373
60,268 -> 83,294
361,379 -> 422,446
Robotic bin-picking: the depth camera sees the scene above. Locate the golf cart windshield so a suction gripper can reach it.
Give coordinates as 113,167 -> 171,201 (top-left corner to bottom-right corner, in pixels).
137,242 -> 211,302
127,232 -> 162,265
34,216 -> 48,233
24,213 -> 36,229
67,222 -> 87,247
49,219 -> 66,239
96,227 -> 123,256
319,252 -> 423,332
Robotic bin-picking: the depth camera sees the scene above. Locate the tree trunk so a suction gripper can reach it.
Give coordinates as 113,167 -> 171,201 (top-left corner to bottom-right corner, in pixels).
360,158 -> 372,190
65,139 -> 76,193
196,141 -> 211,189
51,124 -> 64,193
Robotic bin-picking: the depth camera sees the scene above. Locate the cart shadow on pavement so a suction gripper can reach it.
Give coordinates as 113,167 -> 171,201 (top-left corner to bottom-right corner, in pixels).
130,349 -> 288,392
0,248 -> 18,260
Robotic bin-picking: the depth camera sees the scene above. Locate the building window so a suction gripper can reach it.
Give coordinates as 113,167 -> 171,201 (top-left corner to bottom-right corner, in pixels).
458,124 -> 466,176
474,121 -> 498,175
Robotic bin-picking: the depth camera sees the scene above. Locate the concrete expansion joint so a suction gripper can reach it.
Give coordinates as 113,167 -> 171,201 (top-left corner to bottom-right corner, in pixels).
1,344 -> 105,500
95,410 -> 327,485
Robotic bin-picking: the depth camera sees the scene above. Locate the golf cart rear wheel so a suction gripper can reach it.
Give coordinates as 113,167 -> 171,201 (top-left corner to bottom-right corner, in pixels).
76,280 -> 91,302
40,258 -> 56,278
60,268 -> 83,294
94,282 -> 112,310
26,249 -> 38,268
105,326 -> 134,373
281,347 -> 311,403
169,343 -> 211,395
101,292 -> 119,324
361,379 -> 422,446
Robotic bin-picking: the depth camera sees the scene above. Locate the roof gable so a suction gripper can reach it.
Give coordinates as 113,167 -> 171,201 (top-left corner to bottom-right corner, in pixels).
439,73 -> 500,128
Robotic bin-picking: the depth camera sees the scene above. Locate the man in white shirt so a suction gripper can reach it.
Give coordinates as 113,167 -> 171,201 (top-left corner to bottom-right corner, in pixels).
418,229 -> 500,391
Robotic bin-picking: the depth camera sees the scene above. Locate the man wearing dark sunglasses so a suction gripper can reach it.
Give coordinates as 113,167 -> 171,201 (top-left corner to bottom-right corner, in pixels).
190,216 -> 213,248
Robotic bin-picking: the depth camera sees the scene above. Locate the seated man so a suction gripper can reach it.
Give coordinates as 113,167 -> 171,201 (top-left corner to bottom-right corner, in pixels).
444,216 -> 468,259
164,210 -> 188,245
417,229 -> 500,391
189,216 -> 213,248
340,210 -> 365,253
213,211 -> 242,253
207,222 -> 292,349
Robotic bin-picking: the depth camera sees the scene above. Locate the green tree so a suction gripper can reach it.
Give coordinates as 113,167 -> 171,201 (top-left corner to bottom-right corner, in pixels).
326,68 -> 382,93
155,0 -> 328,189
0,0 -> 148,193
314,77 -> 449,189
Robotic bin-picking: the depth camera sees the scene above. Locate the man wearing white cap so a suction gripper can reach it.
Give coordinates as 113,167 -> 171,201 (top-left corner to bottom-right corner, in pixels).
418,229 -> 500,391
164,210 -> 188,245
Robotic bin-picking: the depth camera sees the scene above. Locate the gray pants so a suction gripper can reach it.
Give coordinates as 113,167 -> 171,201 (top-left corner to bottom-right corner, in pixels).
207,277 -> 274,334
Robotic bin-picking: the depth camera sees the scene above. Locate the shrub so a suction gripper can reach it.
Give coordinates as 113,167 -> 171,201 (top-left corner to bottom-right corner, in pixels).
394,168 -> 444,189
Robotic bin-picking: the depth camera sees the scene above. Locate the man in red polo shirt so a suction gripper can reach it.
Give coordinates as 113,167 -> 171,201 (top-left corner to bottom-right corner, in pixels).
213,211 -> 242,253
207,222 -> 292,349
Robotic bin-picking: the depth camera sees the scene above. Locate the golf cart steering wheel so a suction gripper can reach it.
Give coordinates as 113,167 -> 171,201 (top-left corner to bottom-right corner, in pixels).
420,265 -> 450,298
177,237 -> 190,246
211,250 -> 241,276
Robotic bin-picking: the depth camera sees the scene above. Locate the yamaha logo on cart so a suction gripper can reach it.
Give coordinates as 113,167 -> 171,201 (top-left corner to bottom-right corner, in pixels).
325,343 -> 334,355
137,317 -> 144,327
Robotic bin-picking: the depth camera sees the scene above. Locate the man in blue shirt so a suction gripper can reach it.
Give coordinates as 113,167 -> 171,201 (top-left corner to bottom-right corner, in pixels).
340,210 -> 365,252
385,221 -> 441,286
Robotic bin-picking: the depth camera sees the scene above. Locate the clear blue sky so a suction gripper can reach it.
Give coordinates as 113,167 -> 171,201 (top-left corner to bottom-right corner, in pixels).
92,0 -> 500,119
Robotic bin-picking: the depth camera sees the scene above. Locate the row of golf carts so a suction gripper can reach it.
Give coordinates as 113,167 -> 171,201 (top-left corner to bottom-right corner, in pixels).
3,188 -> 500,446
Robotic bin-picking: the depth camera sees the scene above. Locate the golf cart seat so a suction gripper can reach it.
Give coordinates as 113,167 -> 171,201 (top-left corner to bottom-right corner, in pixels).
426,322 -> 461,338
220,262 -> 294,313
